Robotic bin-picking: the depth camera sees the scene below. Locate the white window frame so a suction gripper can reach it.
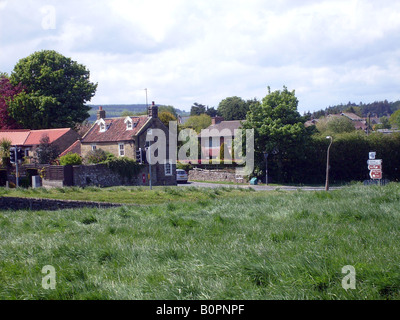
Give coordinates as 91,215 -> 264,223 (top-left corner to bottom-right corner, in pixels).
164,161 -> 172,176
118,143 -> 125,157
91,144 -> 97,151
124,116 -> 133,131
98,119 -> 106,132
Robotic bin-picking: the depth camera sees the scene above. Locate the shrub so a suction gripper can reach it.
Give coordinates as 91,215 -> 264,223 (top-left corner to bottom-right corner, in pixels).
59,153 -> 83,166
105,157 -> 142,181
85,149 -> 114,164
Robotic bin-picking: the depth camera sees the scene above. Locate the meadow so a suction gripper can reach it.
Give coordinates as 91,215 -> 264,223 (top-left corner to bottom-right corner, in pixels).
0,183 -> 399,300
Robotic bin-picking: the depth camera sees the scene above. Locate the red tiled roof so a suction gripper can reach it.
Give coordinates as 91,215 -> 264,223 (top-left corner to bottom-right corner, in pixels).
24,128 -> 72,145
59,140 -> 82,157
0,130 -> 30,146
82,116 -> 149,143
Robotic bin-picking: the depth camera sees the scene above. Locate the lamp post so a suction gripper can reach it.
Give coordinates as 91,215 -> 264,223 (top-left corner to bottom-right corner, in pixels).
325,136 -> 333,191
264,152 -> 269,185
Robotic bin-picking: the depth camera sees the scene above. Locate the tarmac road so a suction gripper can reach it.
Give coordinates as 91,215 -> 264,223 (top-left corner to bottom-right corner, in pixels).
177,181 -> 342,191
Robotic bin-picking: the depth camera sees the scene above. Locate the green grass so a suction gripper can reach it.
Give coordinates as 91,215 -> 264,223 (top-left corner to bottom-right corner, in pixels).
1,183 -> 400,299
0,185 -> 256,205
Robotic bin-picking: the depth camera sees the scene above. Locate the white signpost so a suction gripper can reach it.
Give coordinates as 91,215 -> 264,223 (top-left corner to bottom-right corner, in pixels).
367,155 -> 382,183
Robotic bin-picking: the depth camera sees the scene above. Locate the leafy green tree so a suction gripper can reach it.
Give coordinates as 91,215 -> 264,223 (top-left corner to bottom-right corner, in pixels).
159,105 -> 178,118
183,114 -> 211,133
9,50 -> 97,129
217,96 -> 250,120
206,106 -> 218,117
158,111 -> 177,127
390,109 -> 400,129
316,116 -> 356,135
36,135 -> 60,164
243,86 -> 311,182
190,103 -> 206,116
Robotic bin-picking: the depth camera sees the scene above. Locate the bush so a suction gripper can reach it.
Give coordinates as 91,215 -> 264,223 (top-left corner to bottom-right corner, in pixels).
59,153 -> 83,166
85,149 -> 114,164
105,157 -> 142,181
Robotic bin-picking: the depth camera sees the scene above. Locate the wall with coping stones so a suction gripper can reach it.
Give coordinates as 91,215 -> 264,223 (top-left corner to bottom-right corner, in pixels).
188,168 -> 249,183
0,197 -> 121,211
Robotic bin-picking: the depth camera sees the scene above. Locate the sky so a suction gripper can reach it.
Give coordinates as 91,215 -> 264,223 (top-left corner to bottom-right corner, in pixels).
1,0 -> 400,114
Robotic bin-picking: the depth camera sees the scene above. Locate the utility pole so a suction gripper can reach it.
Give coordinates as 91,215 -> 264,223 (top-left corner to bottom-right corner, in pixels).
325,136 -> 333,191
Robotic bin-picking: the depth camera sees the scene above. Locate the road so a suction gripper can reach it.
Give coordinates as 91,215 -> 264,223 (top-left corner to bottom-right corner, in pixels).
177,181 -> 342,191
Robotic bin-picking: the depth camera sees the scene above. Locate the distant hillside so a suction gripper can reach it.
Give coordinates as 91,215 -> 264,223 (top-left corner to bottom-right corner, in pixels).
87,104 -> 189,122
309,100 -> 400,119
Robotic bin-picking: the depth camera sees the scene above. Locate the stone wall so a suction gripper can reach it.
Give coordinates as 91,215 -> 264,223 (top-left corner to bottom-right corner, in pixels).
72,163 -> 176,187
0,196 -> 121,211
188,168 -> 249,183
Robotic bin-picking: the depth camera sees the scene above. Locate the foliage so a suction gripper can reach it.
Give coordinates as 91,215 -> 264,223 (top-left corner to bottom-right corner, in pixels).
243,86 -> 311,183
217,96 -> 251,121
36,135 -> 60,164
0,77 -> 24,129
59,153 -> 83,166
84,148 -> 114,164
183,114 -> 212,133
9,50 -> 97,129
0,138 -> 12,158
158,111 -> 177,127
159,105 -> 178,118
190,102 -> 207,116
316,116 -> 356,135
105,157 -> 143,181
177,162 -> 193,172
389,109 -> 400,129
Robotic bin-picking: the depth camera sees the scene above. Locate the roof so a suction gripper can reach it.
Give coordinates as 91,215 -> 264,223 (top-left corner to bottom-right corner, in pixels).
200,120 -> 243,138
59,140 -> 82,157
0,128 -> 75,147
24,128 -> 72,145
81,116 -> 149,143
0,130 -> 30,146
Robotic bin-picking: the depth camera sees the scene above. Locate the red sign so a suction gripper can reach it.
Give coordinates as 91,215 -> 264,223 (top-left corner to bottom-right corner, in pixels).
370,170 -> 382,180
142,174 -> 146,183
368,164 -> 382,170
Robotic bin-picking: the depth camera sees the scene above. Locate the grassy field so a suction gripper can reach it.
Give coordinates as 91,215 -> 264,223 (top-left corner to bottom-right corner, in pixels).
0,183 -> 400,300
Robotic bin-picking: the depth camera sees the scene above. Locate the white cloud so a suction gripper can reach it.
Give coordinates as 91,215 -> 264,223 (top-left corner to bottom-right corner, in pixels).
1,0 -> 400,113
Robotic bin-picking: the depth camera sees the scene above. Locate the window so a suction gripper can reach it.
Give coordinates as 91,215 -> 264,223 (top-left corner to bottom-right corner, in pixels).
98,119 -> 106,132
164,162 -> 172,176
126,121 -> 132,130
119,143 -> 125,157
124,117 -> 133,131
91,145 -> 97,151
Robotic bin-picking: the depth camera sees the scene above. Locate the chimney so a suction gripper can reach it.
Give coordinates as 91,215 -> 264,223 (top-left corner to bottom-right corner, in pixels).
148,101 -> 158,118
212,116 -> 224,125
97,106 -> 106,120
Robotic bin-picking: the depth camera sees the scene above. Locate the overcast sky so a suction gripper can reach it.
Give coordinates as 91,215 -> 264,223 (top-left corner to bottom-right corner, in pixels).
1,0 -> 400,114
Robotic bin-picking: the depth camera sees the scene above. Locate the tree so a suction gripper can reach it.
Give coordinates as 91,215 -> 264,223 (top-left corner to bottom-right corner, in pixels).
59,153 -> 83,166
390,109 -> 400,129
217,96 -> 250,121
206,106 -> 218,117
9,50 -> 97,129
190,103 -> 206,116
158,111 -> 177,127
243,86 -> 310,182
316,116 -> 356,135
159,105 -> 178,118
0,76 -> 24,129
183,114 -> 212,133
36,135 -> 60,164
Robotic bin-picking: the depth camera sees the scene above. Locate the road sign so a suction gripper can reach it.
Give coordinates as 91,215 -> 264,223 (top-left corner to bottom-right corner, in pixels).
369,152 -> 376,160
370,170 -> 382,180
367,159 -> 382,166
368,164 -> 382,170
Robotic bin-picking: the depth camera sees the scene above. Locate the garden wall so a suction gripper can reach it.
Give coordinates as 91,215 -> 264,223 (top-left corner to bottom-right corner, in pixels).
188,168 -> 249,183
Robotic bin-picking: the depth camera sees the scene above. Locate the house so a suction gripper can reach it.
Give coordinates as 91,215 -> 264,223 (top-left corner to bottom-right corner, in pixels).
80,103 -> 176,185
199,117 -> 243,161
327,112 -> 368,131
0,128 -> 80,162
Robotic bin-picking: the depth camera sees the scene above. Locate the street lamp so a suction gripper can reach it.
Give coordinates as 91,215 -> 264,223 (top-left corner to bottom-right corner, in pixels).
325,136 -> 333,191
263,152 -> 269,185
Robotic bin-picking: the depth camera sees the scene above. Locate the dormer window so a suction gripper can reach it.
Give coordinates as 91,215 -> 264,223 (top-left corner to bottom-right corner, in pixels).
98,119 -> 106,132
124,116 -> 133,131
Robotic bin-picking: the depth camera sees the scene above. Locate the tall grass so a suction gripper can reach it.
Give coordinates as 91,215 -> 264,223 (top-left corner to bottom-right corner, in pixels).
0,183 -> 399,299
